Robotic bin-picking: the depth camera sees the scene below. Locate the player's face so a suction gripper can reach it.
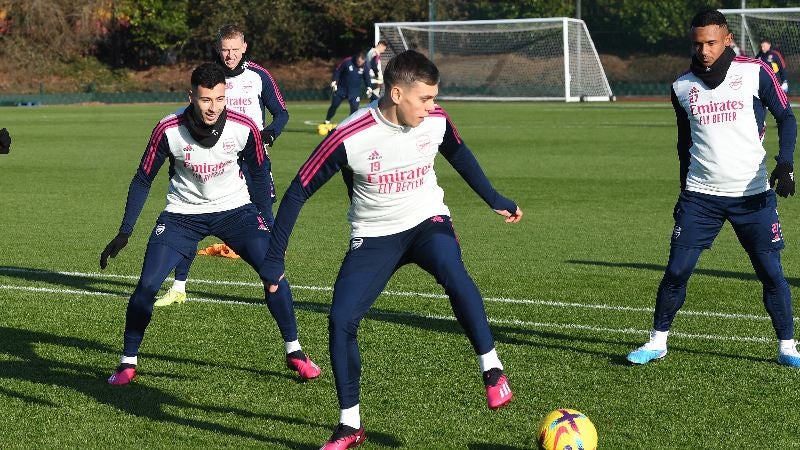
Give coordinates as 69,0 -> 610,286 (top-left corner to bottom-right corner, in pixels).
761,41 -> 771,53
190,83 -> 226,126
691,25 -> 731,67
395,81 -> 438,128
218,37 -> 247,69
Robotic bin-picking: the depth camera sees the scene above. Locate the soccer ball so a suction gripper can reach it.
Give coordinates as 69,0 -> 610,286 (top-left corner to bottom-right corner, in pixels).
317,123 -> 336,135
538,409 -> 597,450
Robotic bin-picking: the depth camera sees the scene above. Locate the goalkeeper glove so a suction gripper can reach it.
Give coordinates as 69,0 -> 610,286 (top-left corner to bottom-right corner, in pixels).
781,81 -> 789,93
330,81 -> 337,93
100,232 -> 130,269
260,129 -> 276,147
770,163 -> 795,198
0,128 -> 10,154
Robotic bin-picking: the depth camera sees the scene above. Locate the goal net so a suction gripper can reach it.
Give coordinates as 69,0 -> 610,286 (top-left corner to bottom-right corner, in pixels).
375,18 -> 613,102
721,8 -> 800,83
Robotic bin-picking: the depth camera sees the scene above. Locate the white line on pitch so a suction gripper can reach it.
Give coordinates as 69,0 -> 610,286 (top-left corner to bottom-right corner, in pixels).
0,283 -> 772,344
0,267 -> 791,322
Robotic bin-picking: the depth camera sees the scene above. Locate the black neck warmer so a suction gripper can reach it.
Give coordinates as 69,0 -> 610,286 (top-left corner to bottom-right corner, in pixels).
184,105 -> 227,147
216,53 -> 247,77
690,47 -> 736,89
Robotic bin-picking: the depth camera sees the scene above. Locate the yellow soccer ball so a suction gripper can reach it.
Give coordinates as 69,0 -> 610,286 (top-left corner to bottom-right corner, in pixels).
538,409 -> 597,450
317,123 -> 329,135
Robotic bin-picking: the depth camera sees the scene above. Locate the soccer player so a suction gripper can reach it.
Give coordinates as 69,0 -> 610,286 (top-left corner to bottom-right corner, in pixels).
0,127 -> 10,154
627,10 -> 800,368
263,50 -> 522,449
757,38 -> 789,93
100,63 -> 320,385
155,24 -> 290,307
324,51 -> 372,127
366,40 -> 388,101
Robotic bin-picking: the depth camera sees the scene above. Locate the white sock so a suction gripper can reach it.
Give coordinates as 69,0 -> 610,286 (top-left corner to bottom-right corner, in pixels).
172,279 -> 186,293
324,120 -> 331,124
340,404 -> 360,429
779,339 -> 798,355
121,355 -> 138,366
479,348 -> 503,373
285,340 -> 302,354
648,330 -> 669,349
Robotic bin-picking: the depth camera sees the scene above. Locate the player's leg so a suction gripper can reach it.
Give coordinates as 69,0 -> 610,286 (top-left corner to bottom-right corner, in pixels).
154,254 -> 194,307
731,190 -> 799,366
347,96 -> 360,114
109,212 -> 204,385
322,233 -> 404,448
326,95 -> 345,123
409,215 -> 511,410
628,191 -> 724,364
215,205 -> 319,379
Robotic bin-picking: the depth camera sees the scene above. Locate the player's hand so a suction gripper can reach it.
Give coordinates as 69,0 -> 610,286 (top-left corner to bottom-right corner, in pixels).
330,81 -> 337,93
781,81 -> 789,93
260,129 -> 276,147
0,128 -> 10,154
266,274 -> 285,293
365,87 -> 373,98
100,232 -> 131,269
770,163 -> 795,198
494,207 -> 523,223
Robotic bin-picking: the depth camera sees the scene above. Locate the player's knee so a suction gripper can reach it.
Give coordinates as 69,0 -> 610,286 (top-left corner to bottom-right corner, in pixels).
663,264 -> 692,286
328,311 -> 359,337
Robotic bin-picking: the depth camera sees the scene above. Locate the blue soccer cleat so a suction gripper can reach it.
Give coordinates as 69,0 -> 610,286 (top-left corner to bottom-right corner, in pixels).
778,352 -> 800,367
626,345 -> 667,365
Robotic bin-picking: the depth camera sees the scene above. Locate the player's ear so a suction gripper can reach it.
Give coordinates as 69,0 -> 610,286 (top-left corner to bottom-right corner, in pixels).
242,41 -> 248,54
390,85 -> 402,104
187,90 -> 193,104
724,32 -> 732,46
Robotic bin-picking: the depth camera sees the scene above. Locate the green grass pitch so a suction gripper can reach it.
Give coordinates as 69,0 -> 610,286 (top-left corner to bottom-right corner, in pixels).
1,100 -> 799,448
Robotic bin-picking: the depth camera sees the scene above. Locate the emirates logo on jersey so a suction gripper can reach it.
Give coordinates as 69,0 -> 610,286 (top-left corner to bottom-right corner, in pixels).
729,74 -> 743,90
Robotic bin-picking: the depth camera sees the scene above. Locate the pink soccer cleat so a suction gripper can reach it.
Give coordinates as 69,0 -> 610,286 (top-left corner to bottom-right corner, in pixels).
107,363 -> 137,385
286,351 -> 321,380
320,423 -> 366,450
484,368 -> 513,410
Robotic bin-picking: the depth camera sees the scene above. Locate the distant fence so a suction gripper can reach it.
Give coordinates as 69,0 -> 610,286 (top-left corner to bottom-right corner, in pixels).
0,84 -> 670,106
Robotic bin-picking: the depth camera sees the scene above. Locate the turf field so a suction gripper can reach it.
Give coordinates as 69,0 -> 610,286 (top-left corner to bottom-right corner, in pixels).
1,100 -> 799,449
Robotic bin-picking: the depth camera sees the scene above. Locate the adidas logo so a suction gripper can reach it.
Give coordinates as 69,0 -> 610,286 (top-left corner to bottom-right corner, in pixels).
368,150 -> 382,161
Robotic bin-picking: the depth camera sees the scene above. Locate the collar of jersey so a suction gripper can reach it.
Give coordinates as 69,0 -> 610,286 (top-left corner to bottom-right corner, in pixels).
371,101 -> 412,133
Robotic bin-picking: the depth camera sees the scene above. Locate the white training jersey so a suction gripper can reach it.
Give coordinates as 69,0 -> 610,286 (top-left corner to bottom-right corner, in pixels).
672,56 -> 793,196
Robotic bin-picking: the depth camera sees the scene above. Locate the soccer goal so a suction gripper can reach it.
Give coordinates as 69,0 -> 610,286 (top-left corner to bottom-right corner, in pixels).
721,8 -> 800,82
375,18 -> 613,102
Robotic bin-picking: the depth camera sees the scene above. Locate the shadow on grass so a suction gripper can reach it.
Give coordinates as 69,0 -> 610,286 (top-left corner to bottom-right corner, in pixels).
0,326 -> 401,448
469,444 -> 529,450
567,259 -> 800,287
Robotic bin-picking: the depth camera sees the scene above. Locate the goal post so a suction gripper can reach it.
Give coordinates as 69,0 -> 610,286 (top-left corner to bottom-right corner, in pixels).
375,18 -> 613,102
720,8 -> 800,83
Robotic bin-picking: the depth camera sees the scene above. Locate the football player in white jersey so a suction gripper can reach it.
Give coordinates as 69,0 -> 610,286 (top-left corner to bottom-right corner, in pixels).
263,50 -> 523,449
156,24 -> 290,307
627,10 -> 800,368
100,63 -> 319,385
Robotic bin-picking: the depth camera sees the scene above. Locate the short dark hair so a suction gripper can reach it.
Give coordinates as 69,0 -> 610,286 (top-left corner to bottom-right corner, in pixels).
690,10 -> 728,29
383,50 -> 439,90
761,38 -> 772,44
377,40 -> 389,47
191,62 -> 226,91
215,24 -> 245,49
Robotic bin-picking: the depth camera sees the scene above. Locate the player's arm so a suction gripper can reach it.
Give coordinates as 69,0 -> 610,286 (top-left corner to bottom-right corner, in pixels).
240,129 -> 272,216
100,128 -> 170,269
257,69 -> 289,146
263,139 -> 349,287
671,86 -> 691,191
760,63 -> 797,197
438,113 -> 522,223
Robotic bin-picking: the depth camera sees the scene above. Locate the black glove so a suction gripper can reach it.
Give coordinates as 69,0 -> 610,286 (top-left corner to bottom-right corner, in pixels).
260,129 -> 276,147
100,232 -> 130,269
770,163 -> 795,198
0,128 -> 10,154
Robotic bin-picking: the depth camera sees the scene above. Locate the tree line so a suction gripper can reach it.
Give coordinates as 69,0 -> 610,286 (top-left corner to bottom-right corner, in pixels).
1,0 -> 798,70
